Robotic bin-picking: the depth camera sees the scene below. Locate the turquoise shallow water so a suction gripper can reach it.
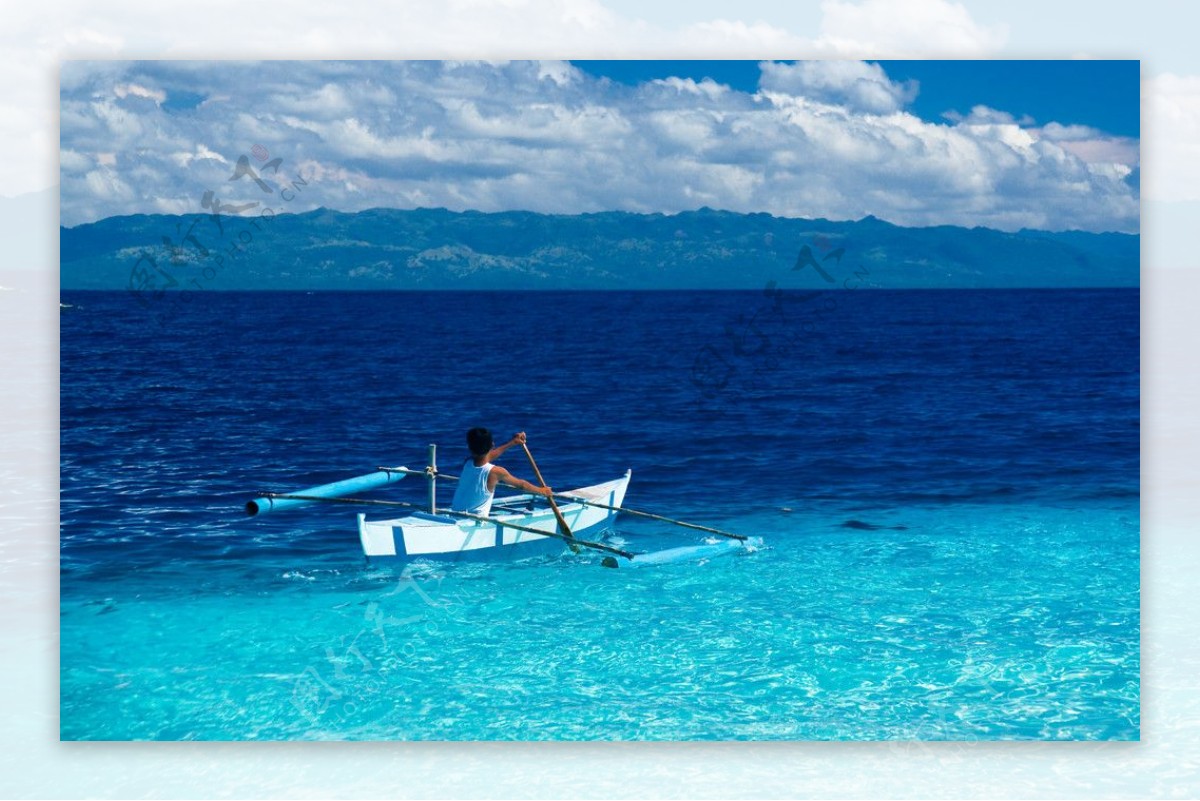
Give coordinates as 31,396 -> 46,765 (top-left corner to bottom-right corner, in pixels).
60,501 -> 1138,741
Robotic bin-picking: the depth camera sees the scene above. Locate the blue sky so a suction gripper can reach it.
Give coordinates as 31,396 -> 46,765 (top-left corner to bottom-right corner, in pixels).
879,61 -> 1140,137
60,59 -> 1140,232
573,60 -> 1141,136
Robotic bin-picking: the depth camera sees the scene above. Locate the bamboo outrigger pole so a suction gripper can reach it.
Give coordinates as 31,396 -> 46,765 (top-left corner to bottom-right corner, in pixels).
258,492 -> 636,560
553,494 -> 747,542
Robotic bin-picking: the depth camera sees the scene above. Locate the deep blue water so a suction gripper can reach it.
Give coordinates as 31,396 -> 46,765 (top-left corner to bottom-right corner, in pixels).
59,289 -> 1139,740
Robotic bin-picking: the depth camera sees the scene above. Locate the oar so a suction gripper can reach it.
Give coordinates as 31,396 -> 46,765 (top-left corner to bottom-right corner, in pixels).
260,492 -> 635,560
520,443 -> 581,553
553,493 -> 748,542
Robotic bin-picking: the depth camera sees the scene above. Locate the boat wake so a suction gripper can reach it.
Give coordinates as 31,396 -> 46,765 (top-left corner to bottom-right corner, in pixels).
603,535 -> 765,569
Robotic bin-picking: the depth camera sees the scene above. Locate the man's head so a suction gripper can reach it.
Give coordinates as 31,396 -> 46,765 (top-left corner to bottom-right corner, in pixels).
466,427 -> 494,457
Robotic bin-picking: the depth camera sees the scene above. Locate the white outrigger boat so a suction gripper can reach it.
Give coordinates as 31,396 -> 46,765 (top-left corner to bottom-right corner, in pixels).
356,471 -> 631,561
246,444 -> 757,568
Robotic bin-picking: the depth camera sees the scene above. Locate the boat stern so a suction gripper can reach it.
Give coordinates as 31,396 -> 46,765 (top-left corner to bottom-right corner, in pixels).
358,512 -> 400,557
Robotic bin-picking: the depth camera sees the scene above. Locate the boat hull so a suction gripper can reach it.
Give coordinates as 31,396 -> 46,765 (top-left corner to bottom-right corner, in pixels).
358,471 -> 630,562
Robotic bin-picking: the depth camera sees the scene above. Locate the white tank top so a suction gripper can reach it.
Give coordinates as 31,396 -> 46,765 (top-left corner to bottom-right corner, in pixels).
450,459 -> 495,515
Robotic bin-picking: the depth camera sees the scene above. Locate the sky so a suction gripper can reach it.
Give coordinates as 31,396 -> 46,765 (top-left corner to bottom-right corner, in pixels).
59,59 -> 1140,233
574,60 -> 1141,136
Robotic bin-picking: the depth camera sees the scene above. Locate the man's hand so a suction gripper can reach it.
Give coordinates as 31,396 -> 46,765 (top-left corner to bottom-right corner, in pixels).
488,432 -> 526,463
537,485 -> 554,498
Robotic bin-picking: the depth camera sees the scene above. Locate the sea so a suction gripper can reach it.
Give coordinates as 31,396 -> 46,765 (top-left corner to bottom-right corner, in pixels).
59,288 -> 1140,741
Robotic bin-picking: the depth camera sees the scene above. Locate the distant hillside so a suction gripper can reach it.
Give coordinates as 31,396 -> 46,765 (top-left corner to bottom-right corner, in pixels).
60,207 -> 1139,290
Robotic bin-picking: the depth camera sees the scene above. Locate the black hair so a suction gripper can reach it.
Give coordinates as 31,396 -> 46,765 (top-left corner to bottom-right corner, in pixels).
466,427 -> 494,457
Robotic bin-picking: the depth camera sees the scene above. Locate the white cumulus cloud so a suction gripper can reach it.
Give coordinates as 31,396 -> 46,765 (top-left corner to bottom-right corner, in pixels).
113,82 -> 165,103
758,60 -> 918,113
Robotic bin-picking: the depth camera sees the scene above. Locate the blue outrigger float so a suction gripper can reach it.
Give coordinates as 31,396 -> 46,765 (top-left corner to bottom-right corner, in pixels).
246,444 -> 758,568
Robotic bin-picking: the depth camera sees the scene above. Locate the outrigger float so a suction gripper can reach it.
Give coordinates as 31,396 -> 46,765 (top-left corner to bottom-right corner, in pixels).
245,444 -> 759,568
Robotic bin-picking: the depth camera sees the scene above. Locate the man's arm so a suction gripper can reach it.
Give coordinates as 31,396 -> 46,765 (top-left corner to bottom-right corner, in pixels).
486,431 -> 526,463
487,465 -> 552,497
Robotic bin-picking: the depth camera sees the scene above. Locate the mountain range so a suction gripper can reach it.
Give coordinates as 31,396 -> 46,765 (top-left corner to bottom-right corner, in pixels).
60,207 -> 1139,290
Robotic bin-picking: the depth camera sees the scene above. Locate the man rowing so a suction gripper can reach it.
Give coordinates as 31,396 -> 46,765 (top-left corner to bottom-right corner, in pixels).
449,428 -> 554,516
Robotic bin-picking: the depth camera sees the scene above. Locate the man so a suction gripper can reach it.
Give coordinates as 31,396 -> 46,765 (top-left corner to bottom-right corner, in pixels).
449,428 -> 553,516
